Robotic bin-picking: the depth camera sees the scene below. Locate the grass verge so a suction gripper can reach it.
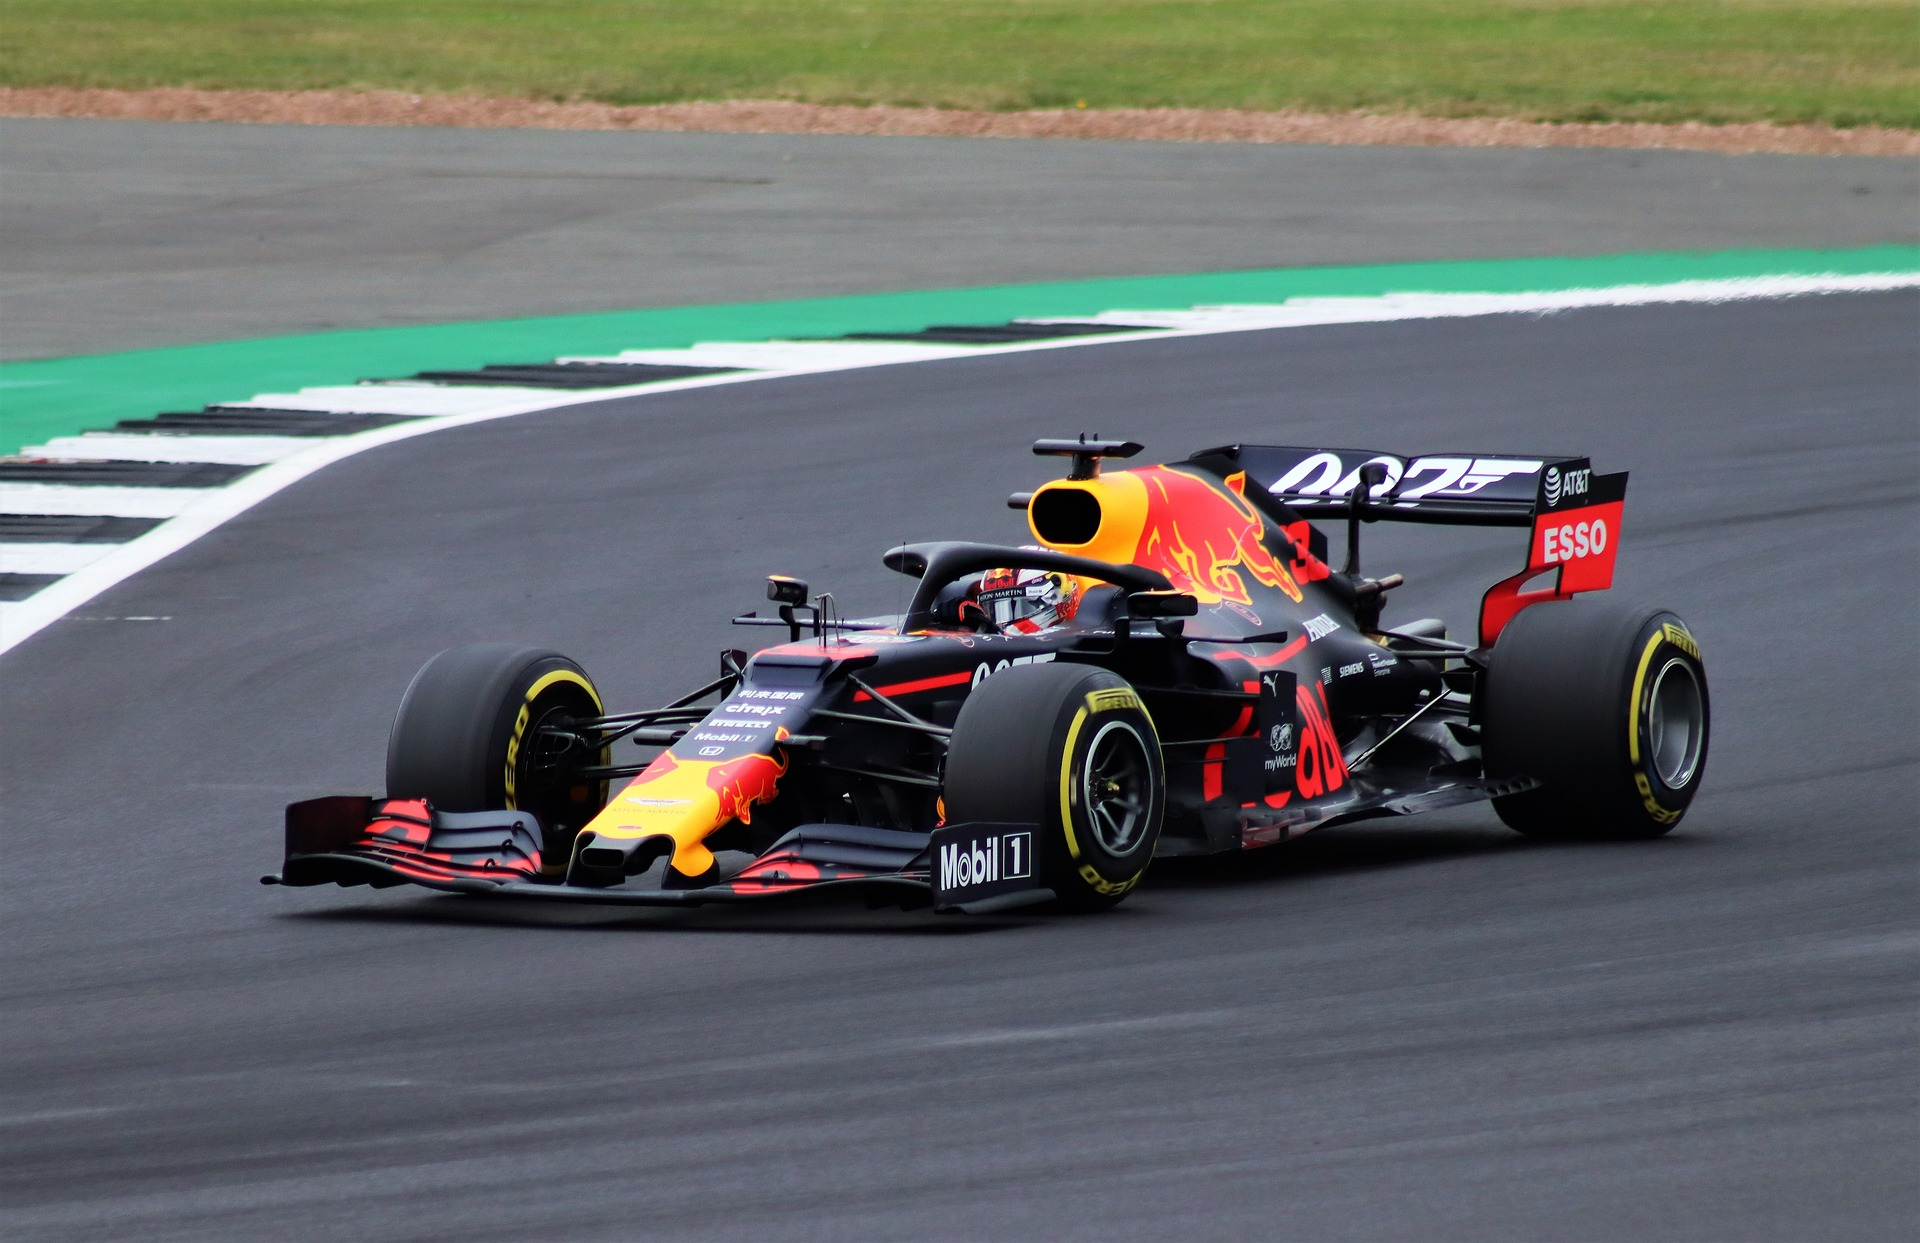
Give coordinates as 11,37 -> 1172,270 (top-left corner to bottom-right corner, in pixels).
1,1 -> 1914,129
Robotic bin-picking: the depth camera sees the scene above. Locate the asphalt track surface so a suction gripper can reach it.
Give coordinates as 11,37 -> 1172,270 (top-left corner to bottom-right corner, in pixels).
3,117 -> 1917,359
2,288 -> 1915,1240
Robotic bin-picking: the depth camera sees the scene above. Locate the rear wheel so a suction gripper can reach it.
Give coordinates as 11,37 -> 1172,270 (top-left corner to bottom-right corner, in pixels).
944,662 -> 1164,910
386,644 -> 609,859
1482,600 -> 1709,838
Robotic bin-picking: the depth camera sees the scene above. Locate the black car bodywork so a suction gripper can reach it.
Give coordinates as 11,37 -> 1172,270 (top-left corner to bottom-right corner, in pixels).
269,436 -> 1703,914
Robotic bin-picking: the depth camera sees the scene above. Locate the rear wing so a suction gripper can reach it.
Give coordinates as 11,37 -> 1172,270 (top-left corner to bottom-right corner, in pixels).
1193,444 -> 1628,645
1210,444 -> 1606,526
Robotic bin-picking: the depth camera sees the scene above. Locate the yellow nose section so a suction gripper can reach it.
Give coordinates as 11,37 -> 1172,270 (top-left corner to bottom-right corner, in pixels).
580,748 -> 786,878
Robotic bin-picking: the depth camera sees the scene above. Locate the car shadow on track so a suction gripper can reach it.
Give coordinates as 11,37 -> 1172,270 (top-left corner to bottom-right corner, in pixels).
1143,821 -> 1533,891
278,892 -> 1010,937
1138,816 -> 1702,892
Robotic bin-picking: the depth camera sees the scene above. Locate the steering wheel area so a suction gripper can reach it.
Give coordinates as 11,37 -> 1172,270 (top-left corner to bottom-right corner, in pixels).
884,542 -> 1171,633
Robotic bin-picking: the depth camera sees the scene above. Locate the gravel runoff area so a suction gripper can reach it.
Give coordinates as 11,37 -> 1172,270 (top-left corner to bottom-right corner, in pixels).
6,87 -> 1915,158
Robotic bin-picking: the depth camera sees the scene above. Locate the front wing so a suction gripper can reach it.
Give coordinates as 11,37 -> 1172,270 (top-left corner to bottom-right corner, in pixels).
262,797 -> 1054,913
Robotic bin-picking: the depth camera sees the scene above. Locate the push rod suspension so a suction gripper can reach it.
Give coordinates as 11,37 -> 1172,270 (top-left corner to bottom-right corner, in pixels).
810,707 -> 953,738
1348,692 -> 1455,772
845,675 -> 950,736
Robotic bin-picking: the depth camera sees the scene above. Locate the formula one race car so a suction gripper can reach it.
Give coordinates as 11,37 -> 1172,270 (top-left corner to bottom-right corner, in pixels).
266,437 -> 1710,914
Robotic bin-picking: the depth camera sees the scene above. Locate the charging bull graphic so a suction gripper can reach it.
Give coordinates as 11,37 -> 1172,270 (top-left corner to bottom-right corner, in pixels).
581,747 -> 788,879
1135,466 -> 1305,607
708,751 -> 788,826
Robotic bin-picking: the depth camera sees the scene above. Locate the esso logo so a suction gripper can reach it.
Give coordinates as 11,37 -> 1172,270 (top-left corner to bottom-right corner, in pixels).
1542,518 -> 1608,564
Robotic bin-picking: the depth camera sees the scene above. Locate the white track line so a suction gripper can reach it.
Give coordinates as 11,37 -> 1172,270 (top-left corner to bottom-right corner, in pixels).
227,384 -> 555,416
1038,273 -> 1920,332
574,340 -> 977,369
23,434 -> 314,465
0,543 -> 115,575
0,483 -> 208,519
3,271 -> 1913,657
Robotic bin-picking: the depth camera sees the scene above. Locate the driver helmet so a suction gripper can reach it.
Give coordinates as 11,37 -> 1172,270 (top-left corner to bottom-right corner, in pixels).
978,564 -> 1085,635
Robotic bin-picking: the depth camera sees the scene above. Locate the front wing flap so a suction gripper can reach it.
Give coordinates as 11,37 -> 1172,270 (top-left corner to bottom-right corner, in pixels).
271,796 -> 545,890
265,798 -> 1044,911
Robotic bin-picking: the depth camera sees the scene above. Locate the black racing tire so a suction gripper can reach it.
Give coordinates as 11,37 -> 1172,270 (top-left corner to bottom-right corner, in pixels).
1482,599 -> 1709,839
386,644 -> 609,855
944,662 -> 1165,911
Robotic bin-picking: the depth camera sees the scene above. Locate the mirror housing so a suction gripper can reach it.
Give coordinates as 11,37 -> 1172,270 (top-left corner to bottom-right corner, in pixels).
1128,590 -> 1199,620
767,575 -> 810,606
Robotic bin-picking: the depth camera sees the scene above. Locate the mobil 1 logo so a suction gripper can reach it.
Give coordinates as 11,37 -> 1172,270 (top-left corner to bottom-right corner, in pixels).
930,822 -> 1042,909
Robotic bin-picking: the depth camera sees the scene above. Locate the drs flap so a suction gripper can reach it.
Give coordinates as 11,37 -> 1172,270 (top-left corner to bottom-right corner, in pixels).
1213,445 -> 1579,525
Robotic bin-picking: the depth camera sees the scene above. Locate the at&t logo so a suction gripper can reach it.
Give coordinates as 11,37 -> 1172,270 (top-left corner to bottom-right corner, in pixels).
1543,465 -> 1591,508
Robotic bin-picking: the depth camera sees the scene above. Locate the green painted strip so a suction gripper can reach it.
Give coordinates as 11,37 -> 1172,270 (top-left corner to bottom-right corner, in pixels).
3,245 -> 1913,457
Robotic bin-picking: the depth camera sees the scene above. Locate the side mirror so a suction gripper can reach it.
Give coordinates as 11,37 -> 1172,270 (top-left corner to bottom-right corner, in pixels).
1128,590 -> 1199,620
1343,461 -> 1390,577
767,575 -> 810,606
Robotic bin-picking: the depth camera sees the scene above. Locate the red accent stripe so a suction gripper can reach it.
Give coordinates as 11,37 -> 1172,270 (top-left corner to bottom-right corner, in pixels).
852,671 -> 974,702
1203,742 -> 1226,801
1211,634 -> 1310,669
1220,679 -> 1259,737
1242,635 -> 1310,667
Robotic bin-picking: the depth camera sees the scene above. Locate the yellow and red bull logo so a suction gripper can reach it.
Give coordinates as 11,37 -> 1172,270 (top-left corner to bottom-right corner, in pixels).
1134,467 -> 1305,606
1032,465 -> 1306,608
708,751 -> 787,826
580,747 -> 788,878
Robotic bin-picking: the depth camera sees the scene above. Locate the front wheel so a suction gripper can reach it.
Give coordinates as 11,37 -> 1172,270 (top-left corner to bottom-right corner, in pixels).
1482,599 -> 1709,838
386,644 -> 610,860
943,663 -> 1165,911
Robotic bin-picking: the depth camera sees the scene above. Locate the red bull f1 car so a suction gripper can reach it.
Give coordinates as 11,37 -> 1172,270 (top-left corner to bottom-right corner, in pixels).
266,437 -> 1710,914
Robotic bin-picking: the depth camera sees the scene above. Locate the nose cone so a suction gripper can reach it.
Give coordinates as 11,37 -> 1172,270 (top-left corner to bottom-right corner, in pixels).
567,831 -> 676,887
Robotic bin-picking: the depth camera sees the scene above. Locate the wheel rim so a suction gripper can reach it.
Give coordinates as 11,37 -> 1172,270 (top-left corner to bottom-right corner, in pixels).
1080,720 -> 1153,857
1647,658 -> 1704,789
515,690 -> 606,830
